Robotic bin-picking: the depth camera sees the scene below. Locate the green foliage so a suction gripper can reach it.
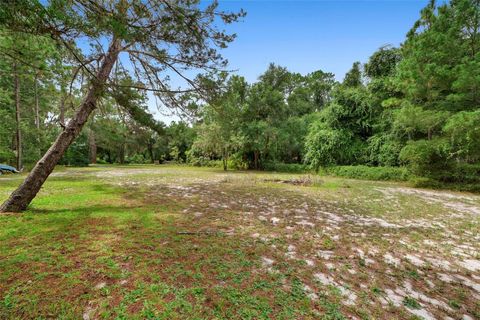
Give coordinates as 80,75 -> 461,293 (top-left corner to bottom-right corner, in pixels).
303,0 -> 480,186
408,162 -> 480,192
305,123 -> 363,169
321,165 -> 410,181
0,0 -> 479,191
443,110 -> 480,162
263,162 -> 308,173
399,139 -> 451,177
61,133 -> 90,167
403,296 -> 421,309
393,104 -> 449,140
364,46 -> 401,79
343,62 -> 363,87
125,154 -> 150,164
190,65 -> 336,170
366,134 -> 403,166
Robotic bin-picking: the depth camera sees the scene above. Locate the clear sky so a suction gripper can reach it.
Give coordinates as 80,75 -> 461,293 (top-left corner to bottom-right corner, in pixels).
154,0 -> 432,122
219,0 -> 429,82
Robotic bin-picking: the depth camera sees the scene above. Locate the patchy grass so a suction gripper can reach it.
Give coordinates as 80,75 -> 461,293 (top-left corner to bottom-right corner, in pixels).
0,164 -> 479,319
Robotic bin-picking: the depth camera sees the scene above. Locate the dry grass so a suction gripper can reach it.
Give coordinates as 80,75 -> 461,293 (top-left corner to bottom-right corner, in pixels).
0,165 -> 479,319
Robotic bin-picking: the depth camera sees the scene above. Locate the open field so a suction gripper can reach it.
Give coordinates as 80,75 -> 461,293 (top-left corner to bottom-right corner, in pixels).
0,165 -> 479,319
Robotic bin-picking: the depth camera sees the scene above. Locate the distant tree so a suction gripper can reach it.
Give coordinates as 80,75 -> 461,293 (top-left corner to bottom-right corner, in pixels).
364,46 -> 401,79
0,0 -> 244,212
343,62 -> 363,87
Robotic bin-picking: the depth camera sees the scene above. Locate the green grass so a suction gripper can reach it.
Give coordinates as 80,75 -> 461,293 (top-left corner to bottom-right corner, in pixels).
0,164 -> 479,319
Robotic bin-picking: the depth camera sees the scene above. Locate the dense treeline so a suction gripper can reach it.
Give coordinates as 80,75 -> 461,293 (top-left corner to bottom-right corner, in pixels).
1,0 -> 479,189
192,0 -> 480,188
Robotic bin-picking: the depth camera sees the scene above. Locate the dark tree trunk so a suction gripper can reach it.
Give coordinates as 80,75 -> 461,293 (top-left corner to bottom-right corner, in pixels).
0,39 -> 121,212
222,148 -> 228,171
89,129 -> 97,164
147,143 -> 154,163
254,150 -> 259,170
119,148 -> 125,164
13,62 -> 22,171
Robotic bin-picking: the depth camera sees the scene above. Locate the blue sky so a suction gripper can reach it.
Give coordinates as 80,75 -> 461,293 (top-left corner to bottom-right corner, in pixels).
154,0 -> 432,122
218,0 -> 429,82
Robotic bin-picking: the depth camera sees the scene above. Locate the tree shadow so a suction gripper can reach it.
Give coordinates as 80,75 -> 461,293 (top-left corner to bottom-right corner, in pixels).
27,204 -> 137,215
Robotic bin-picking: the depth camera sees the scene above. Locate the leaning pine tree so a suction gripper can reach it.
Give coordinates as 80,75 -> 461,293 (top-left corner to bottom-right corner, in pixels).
0,0 -> 244,212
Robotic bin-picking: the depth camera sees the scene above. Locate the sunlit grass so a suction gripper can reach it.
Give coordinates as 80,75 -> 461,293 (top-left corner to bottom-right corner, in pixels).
0,165 -> 479,319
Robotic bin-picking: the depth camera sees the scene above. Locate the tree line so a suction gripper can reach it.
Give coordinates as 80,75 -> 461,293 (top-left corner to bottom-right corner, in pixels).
192,0 -> 480,186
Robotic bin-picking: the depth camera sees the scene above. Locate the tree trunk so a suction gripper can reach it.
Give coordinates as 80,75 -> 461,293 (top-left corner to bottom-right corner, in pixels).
89,129 -> 97,164
14,62 -> 22,171
222,150 -> 227,171
254,150 -> 259,170
147,142 -> 154,163
0,39 -> 121,212
119,143 -> 125,164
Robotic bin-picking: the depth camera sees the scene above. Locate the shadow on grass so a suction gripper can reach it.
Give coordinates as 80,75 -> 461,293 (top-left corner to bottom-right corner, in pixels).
27,204 -> 139,215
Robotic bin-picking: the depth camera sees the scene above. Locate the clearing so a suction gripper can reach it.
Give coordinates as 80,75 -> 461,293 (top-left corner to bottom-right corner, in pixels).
0,165 -> 479,319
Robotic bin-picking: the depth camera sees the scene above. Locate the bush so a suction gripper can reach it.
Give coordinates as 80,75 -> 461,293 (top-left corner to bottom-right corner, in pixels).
125,154 -> 150,164
366,134 -> 403,166
428,163 -> 480,184
188,156 -> 221,168
409,174 -> 480,193
263,161 -> 308,173
96,158 -> 108,164
399,139 -> 451,177
321,165 -> 410,181
229,153 -> 248,170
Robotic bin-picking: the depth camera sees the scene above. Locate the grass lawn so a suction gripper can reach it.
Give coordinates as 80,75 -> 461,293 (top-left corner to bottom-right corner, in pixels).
0,165 -> 479,319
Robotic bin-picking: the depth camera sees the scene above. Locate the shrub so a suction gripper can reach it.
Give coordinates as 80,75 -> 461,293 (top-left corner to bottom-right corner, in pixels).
321,165 -> 410,181
125,154 -> 150,164
228,153 -> 248,170
399,139 -> 451,177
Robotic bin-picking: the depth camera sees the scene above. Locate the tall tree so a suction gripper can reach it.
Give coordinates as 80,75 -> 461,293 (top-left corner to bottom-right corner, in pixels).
0,0 -> 244,212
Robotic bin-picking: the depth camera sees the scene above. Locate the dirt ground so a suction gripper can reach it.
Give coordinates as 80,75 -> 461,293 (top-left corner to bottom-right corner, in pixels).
0,165 -> 479,319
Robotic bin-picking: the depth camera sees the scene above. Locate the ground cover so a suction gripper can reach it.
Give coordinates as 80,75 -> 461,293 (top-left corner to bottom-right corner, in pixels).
0,165 -> 479,319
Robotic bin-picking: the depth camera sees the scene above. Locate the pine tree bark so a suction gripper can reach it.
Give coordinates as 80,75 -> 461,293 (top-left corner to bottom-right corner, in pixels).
88,117 -> 97,164
0,39 -> 121,212
14,62 -> 22,171
89,130 -> 97,164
